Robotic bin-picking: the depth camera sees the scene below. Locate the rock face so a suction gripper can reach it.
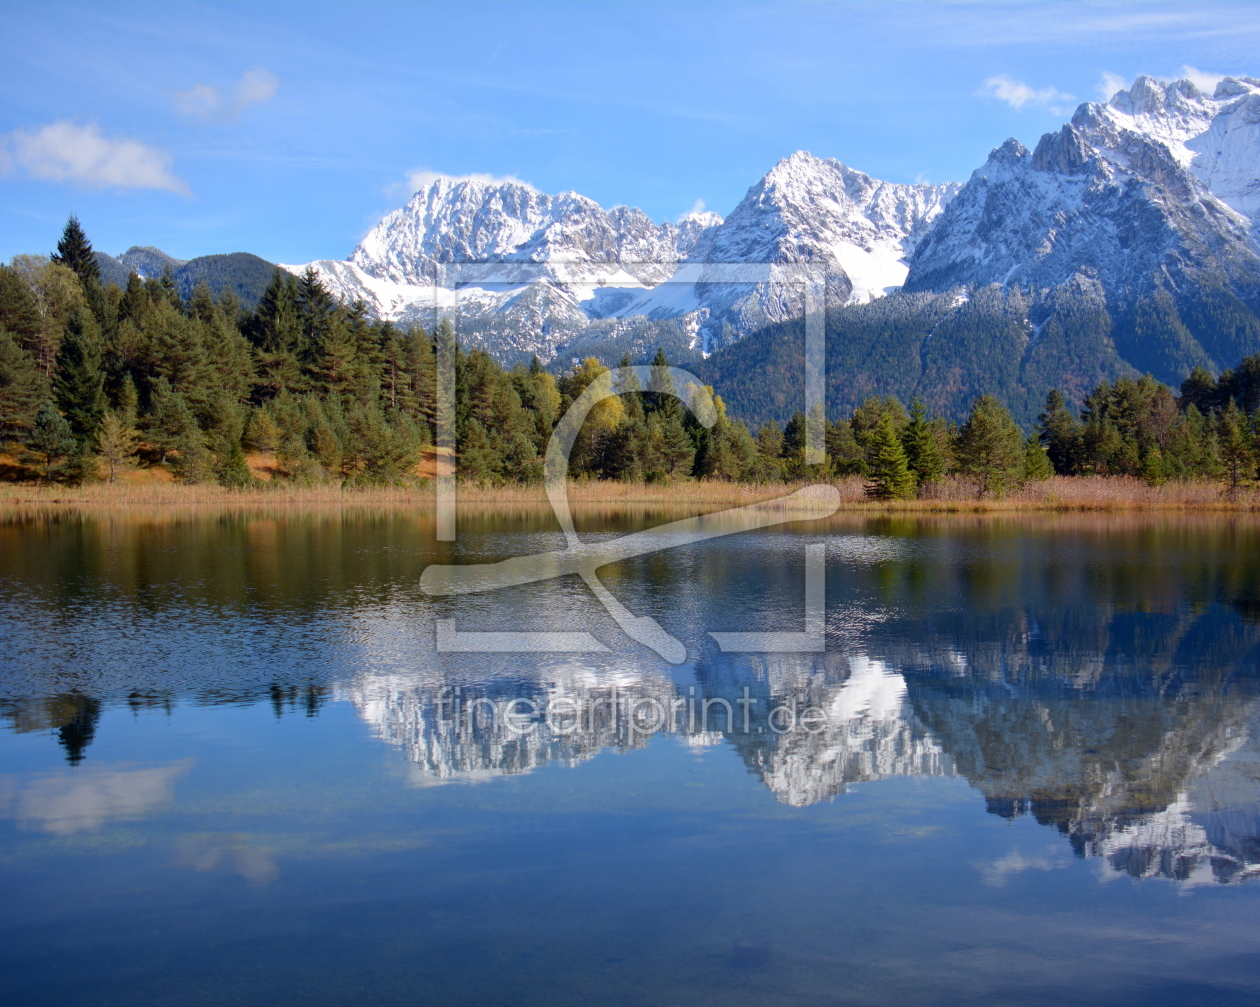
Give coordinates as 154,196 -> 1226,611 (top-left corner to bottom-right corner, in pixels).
287,74 -> 1260,403
906,76 -> 1260,302
289,154 -> 960,361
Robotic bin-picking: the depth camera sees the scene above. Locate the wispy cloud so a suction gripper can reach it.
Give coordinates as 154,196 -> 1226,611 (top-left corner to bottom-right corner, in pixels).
977,850 -> 1070,887
172,67 -> 279,119
388,169 -> 534,201
1097,71 -> 1130,101
978,74 -> 1075,112
1,121 -> 191,195
1178,64 -> 1227,94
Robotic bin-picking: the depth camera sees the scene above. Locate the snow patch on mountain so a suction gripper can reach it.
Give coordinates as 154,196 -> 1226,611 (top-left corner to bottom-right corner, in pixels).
288,153 -> 961,362
906,75 -> 1260,299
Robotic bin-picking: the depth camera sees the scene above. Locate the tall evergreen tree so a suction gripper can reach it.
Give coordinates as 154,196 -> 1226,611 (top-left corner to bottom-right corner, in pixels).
901,397 -> 945,489
96,410 -> 139,483
50,215 -> 100,287
28,402 -> 75,481
54,307 -> 105,442
0,327 -> 47,438
1217,400 -> 1252,490
864,415 -> 916,500
1036,389 -> 1080,475
957,394 -> 1025,497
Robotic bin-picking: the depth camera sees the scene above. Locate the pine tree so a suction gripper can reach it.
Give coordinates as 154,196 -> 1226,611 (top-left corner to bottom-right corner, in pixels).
0,327 -> 47,439
216,438 -> 254,488
902,397 -> 945,489
145,378 -> 197,465
1036,389 -> 1080,474
96,410 -> 138,483
118,272 -> 150,325
118,373 -> 139,429
28,402 -> 75,481
1023,434 -> 1054,482
824,418 -> 866,476
54,307 -> 105,442
50,215 -> 100,287
864,415 -> 916,500
243,408 -> 280,452
171,427 -> 214,483
297,266 -> 335,357
1217,400 -> 1252,490
957,394 -> 1026,497
0,266 -> 43,357
752,422 -> 785,482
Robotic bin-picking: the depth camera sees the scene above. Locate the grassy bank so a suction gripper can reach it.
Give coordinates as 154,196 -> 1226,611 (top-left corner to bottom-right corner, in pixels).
4,475 -> 1260,514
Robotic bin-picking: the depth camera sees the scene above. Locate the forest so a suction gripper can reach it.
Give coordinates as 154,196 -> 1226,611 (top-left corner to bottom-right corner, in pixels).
2,217 -> 1260,500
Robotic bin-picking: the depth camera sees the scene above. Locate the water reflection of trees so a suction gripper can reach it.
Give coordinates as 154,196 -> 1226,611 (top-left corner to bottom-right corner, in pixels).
7,512 -> 1260,881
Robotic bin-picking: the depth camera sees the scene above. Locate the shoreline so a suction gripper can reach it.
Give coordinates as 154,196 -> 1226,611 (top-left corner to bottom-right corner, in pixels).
4,475 -> 1260,514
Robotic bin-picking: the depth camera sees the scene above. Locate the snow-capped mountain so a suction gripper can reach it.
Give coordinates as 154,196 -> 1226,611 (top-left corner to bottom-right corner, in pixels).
284,73 -> 1260,397
287,154 -> 960,362
906,75 -> 1260,300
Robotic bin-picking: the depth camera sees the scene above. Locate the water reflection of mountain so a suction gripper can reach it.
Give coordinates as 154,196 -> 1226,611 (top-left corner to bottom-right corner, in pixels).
884,599 -> 1260,884
344,654 -> 953,805
345,596 -> 1260,883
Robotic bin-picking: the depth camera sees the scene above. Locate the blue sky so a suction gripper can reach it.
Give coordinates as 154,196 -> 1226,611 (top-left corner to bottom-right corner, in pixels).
2,0 -> 1259,266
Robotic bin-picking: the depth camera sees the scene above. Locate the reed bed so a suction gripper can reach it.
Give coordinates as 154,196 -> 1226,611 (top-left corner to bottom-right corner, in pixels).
3,474 -> 1260,516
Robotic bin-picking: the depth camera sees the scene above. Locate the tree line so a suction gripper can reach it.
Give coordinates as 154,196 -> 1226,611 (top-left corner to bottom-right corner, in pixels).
2,217 -> 1260,497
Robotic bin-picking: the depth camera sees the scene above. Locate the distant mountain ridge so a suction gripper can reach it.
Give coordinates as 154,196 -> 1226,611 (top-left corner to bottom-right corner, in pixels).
94,246 -> 279,308
287,154 -> 961,360
88,73 -> 1260,427
283,74 -> 1260,419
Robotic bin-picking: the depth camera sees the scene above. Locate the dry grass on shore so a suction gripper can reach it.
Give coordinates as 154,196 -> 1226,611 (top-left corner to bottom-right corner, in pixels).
3,474 -> 1260,515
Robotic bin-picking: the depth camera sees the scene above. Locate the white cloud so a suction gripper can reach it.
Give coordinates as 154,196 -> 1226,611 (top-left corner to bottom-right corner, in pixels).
408,170 -> 531,192
387,169 -> 534,201
1097,71 -> 1130,101
979,74 -> 1075,111
977,850 -> 1070,886
2,121 -> 191,195
679,197 -> 707,220
2,761 -> 192,835
172,67 -> 279,119
1179,64 -> 1226,94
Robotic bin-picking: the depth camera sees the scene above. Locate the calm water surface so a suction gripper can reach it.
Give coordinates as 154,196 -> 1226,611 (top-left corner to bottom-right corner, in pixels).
3,509 -> 1260,1006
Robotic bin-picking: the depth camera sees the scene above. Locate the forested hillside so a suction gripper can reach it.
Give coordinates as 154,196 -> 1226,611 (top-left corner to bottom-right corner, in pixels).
693,276 -> 1235,431
95,247 -> 278,309
2,217 -> 1260,497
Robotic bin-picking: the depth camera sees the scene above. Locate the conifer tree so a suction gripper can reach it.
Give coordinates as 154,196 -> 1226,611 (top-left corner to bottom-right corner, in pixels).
118,272 -> 150,325
1217,400 -> 1252,490
54,307 -> 106,441
864,415 -> 916,500
957,394 -> 1026,497
96,410 -> 138,483
1036,389 -> 1080,474
0,266 -> 43,356
171,427 -> 214,483
753,422 -> 785,482
824,418 -> 866,476
243,408 -> 280,452
0,327 -> 47,438
145,377 -> 197,465
118,373 -> 139,429
902,397 -> 945,489
28,402 -> 75,481
1023,434 -> 1054,482
51,215 -> 100,287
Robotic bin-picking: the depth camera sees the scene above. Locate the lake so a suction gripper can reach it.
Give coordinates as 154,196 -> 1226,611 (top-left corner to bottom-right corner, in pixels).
3,506 -> 1260,1006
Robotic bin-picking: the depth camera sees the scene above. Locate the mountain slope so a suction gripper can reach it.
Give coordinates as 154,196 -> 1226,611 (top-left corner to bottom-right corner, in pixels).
291,154 -> 961,361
